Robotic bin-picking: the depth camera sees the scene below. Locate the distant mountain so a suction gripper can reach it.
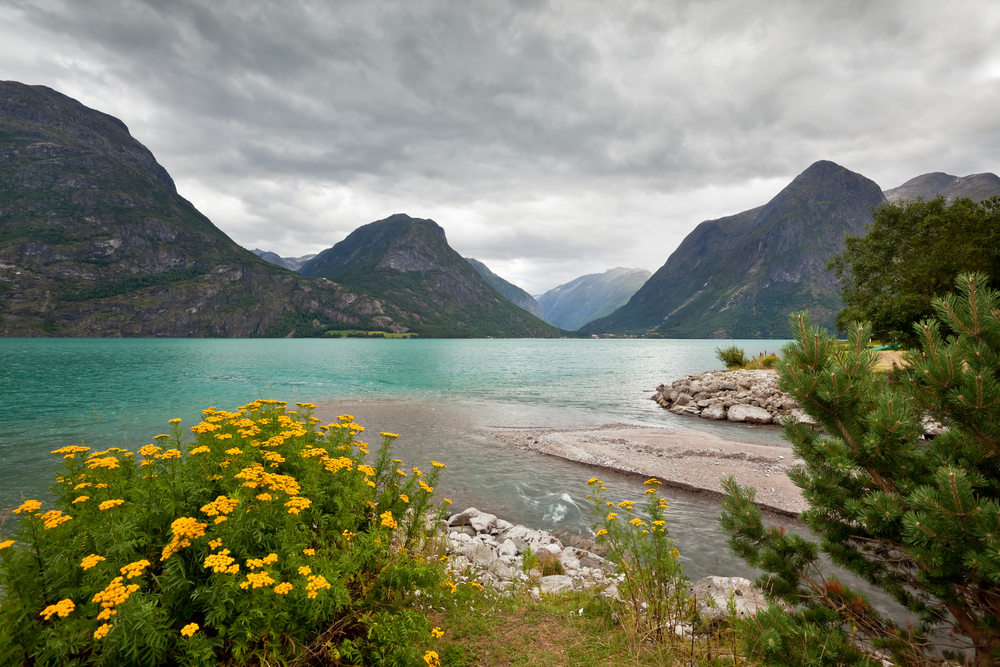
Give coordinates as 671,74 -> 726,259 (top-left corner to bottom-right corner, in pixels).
464,257 -> 545,320
299,214 -> 562,337
537,268 -> 650,331
251,249 -> 317,272
884,172 -> 1000,203
581,160 -> 885,338
0,81 -> 428,337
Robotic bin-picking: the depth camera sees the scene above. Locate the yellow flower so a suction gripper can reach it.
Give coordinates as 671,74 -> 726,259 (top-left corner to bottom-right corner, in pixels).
424,649 -> 441,667
587,477 -> 600,485
380,510 -> 398,530
306,574 -> 331,598
430,627 -> 444,639
72,495 -> 90,504
644,478 -> 662,485
644,488 -> 656,495
617,500 -> 635,509
209,538 -> 223,550
284,496 -> 312,515
629,518 -> 646,526
606,512 -> 618,521
139,444 -> 162,457
399,494 -> 410,503
395,469 -> 408,477
168,418 -> 182,424
418,480 -> 433,493
180,622 -> 199,637
189,446 -> 211,455
204,549 -> 239,574
431,461 -> 446,468
274,582 -> 293,594
94,623 -> 112,640
381,432 -> 399,439
161,517 -> 207,561
595,529 -> 607,538
40,510 -> 73,530
239,571 -> 276,589
303,548 -> 316,556
99,499 -> 125,511
39,598 -> 75,620
444,498 -> 452,505
120,560 -> 151,579
298,565 -> 312,576
200,495 -> 239,517
342,529 -> 355,541
256,493 -> 273,501
154,434 -> 171,440
0,539 -> 15,550
13,500 -> 42,514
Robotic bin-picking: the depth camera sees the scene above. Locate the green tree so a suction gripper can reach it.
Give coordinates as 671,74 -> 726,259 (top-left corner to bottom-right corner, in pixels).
829,196 -> 1000,346
719,273 -> 1000,666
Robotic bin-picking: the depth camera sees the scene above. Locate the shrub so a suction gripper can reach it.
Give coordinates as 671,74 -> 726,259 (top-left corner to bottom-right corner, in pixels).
719,273 -> 1000,666
587,477 -> 689,643
714,344 -> 748,369
0,400 -> 450,666
744,351 -> 780,370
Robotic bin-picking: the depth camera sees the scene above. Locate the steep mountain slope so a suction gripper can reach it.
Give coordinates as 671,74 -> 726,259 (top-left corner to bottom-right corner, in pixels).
300,214 -> 562,337
251,249 -> 317,272
464,257 -> 545,320
0,81 -> 414,337
884,172 -> 1000,203
537,267 -> 651,331
581,161 -> 886,338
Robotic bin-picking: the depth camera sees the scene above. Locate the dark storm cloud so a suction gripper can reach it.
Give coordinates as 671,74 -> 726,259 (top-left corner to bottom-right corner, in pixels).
2,0 -> 999,292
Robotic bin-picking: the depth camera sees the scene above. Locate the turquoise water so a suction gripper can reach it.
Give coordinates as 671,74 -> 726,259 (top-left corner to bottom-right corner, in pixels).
1,338 -> 789,580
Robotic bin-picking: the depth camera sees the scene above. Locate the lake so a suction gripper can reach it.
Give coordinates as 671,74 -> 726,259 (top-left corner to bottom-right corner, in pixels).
1,337 -> 791,581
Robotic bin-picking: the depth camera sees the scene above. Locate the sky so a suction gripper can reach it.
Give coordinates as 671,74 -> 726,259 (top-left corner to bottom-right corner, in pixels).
2,0 -> 999,294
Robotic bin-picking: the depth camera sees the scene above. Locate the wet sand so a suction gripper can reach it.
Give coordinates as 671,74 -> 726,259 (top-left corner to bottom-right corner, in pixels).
492,424 -> 806,516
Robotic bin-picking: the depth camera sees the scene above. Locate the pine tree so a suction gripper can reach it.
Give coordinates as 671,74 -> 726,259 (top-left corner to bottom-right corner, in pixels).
719,273 -> 1000,666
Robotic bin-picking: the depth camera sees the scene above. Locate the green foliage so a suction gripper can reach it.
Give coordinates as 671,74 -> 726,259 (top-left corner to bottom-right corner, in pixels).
715,344 -> 748,369
0,401 -> 450,666
731,605 -> 880,666
59,268 -> 207,302
829,196 -> 1000,346
587,477 -> 689,643
719,273 -> 1000,666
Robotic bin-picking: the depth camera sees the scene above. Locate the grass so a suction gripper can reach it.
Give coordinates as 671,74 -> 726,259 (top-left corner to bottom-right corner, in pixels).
323,329 -> 419,338
431,585 -> 746,667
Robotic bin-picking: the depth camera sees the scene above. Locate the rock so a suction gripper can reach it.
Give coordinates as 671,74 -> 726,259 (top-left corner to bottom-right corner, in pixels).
457,541 -> 497,568
498,539 -> 517,558
789,408 -> 818,426
448,507 -> 481,527
495,519 -> 514,534
469,512 -> 497,534
701,403 -> 727,420
540,575 -> 574,594
674,393 -> 692,406
726,404 -> 773,424
692,576 -> 769,624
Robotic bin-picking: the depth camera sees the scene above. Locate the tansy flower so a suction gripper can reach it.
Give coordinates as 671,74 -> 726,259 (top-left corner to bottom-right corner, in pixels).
81,554 -> 106,570
274,582 -> 293,594
380,511 -> 398,530
644,478 -> 662,485
99,499 -> 124,511
630,518 -> 646,526
168,418 -> 182,424
39,599 -> 74,620
399,494 -> 409,503
208,538 -> 223,550
298,566 -> 312,576
645,488 -> 656,495
40,510 -> 72,530
120,560 -> 150,579
72,496 -> 90,504
13,500 -> 42,514
431,461 -> 446,468
303,548 -> 316,556
0,539 -> 15,550
606,512 -> 618,521
94,624 -> 112,639
595,529 -> 608,538
444,498 -> 452,505
305,574 -> 330,598
180,623 -> 199,637
431,627 -> 444,639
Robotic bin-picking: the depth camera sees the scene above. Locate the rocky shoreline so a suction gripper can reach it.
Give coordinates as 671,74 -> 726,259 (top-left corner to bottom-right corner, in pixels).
651,369 -> 814,426
439,506 -> 768,624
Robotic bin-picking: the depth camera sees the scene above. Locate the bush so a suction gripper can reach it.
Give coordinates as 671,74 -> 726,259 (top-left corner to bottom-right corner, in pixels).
714,345 -> 748,369
0,400 -> 451,666
587,477 -> 689,643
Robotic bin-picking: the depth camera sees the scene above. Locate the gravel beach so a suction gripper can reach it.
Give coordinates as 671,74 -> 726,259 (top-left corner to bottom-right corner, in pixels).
493,423 -> 806,516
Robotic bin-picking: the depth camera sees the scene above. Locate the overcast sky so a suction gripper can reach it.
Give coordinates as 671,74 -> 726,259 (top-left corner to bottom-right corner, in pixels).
2,0 -> 999,294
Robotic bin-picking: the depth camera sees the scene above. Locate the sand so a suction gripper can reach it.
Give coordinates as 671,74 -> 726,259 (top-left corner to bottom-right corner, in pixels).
492,424 -> 807,517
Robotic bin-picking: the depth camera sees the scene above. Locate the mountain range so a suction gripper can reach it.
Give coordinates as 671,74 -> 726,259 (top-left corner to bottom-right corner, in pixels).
582,161 -> 1000,338
536,268 -> 651,331
3,80 -> 999,339
0,81 -> 558,338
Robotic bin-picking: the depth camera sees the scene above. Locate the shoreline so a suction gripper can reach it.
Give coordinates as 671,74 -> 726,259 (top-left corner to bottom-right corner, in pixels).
491,423 -> 806,517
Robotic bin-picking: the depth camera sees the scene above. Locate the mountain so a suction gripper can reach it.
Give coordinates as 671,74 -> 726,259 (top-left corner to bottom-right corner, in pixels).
464,257 -> 545,320
0,81 -> 440,337
251,249 -> 317,272
536,267 -> 651,331
581,160 -> 886,338
299,214 -> 562,337
884,172 -> 1000,203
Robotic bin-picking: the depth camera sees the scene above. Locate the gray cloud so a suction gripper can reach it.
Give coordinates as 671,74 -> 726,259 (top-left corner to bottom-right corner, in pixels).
2,0 -> 999,293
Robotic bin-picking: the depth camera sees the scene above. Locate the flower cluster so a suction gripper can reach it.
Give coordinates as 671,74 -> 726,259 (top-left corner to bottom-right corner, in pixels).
200,495 -> 239,517
40,510 -> 73,530
120,559 -> 150,579
380,511 -> 398,530
204,549 -> 239,574
161,517 -> 207,561
240,571 -> 276,590
39,598 -> 75,620
180,622 -> 199,637
81,554 -> 106,570
306,574 -> 331,599
92,576 -> 140,620
284,496 -> 311,515
98,499 -> 124,511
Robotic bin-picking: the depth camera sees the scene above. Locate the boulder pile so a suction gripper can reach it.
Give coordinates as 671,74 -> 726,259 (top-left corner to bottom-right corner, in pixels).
652,369 -> 815,426
439,507 -> 771,630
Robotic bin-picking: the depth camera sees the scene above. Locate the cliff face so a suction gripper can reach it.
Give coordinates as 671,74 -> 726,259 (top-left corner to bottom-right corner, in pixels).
465,257 -> 545,320
581,161 -> 886,338
537,267 -> 651,331
0,81 -> 407,337
300,214 -> 562,337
